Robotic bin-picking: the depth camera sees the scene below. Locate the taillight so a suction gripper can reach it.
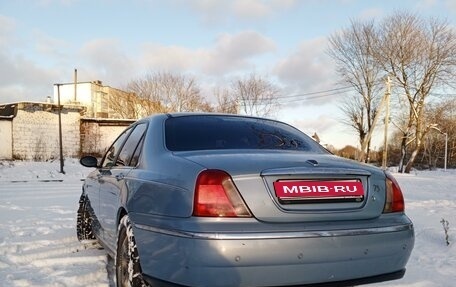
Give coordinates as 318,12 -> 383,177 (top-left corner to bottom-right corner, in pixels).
193,170 -> 252,217
383,171 -> 405,213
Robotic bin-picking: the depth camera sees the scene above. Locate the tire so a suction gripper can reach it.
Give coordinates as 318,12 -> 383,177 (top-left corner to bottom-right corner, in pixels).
116,215 -> 149,287
76,193 -> 96,241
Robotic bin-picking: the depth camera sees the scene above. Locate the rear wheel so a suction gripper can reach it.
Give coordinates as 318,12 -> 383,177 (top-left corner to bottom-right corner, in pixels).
76,194 -> 96,241
116,215 -> 149,287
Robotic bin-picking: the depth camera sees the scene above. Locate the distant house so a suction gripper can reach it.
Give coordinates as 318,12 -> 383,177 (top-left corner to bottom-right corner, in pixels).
53,80 -> 136,119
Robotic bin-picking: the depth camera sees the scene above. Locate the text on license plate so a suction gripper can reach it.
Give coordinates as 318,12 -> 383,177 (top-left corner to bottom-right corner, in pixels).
274,180 -> 364,199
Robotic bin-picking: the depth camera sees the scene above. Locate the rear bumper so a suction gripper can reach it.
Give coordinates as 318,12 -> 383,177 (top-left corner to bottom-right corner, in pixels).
133,218 -> 414,287
143,269 -> 406,287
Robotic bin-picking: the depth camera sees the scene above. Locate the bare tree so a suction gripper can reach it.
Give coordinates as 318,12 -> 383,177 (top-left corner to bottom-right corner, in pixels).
125,72 -> 212,116
155,72 -> 203,112
375,12 -> 456,172
328,20 -> 384,163
213,87 -> 238,114
107,89 -> 143,119
328,12 -> 456,172
422,98 -> 456,169
126,74 -> 167,116
231,73 -> 280,117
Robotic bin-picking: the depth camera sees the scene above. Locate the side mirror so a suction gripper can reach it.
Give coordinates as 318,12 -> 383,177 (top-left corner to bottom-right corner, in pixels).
80,156 -> 98,168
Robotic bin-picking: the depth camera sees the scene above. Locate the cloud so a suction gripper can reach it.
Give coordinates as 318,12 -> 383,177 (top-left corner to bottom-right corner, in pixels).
417,0 -> 438,9
140,31 -> 276,76
358,8 -> 384,21
444,0 -> 456,13
79,39 -> 136,86
32,30 -> 70,59
77,32 -> 271,86
292,116 -> 337,135
202,31 -> 276,74
0,52 -> 57,102
215,31 -> 275,59
281,109 -> 357,148
0,19 -> 58,102
184,0 -> 298,23
140,44 -> 200,73
232,0 -> 296,19
273,37 -> 337,104
0,15 -> 17,49
1,28 -> 275,103
232,0 -> 271,19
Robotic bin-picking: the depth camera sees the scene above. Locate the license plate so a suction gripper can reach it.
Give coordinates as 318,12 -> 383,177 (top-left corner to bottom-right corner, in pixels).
274,180 -> 364,203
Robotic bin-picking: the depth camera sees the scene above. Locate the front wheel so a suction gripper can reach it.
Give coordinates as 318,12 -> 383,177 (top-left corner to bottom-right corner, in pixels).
116,215 -> 149,287
76,194 -> 96,241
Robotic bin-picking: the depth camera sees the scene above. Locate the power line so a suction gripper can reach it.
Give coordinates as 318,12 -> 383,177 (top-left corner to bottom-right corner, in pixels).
277,79 -> 387,103
236,79 -> 456,105
429,92 -> 456,97
279,85 -> 355,99
280,90 -> 351,103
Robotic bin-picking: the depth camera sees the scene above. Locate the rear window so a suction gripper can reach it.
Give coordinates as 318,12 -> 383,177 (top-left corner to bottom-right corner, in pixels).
165,115 -> 326,153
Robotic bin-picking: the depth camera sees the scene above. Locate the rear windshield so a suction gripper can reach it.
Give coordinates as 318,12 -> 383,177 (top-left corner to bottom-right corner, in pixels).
165,115 -> 326,153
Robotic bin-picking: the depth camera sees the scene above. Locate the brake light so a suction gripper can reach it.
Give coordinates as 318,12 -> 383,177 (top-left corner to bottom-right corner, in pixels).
193,170 -> 252,217
383,171 -> 405,213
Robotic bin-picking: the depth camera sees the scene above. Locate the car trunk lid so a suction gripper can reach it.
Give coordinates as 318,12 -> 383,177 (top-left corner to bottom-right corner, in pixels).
237,165 -> 385,223
178,150 -> 386,222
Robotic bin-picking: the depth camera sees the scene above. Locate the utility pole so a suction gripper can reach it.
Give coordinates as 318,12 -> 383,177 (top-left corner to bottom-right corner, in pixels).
444,132 -> 448,172
56,84 -> 65,174
382,76 -> 391,169
431,127 -> 448,172
358,81 -> 390,163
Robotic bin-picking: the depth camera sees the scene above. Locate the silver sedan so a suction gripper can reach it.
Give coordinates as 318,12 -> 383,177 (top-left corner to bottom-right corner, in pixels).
77,113 -> 414,287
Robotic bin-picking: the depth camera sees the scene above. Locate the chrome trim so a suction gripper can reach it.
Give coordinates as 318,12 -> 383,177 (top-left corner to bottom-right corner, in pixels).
261,167 -> 372,176
134,223 -> 413,240
279,195 -> 364,201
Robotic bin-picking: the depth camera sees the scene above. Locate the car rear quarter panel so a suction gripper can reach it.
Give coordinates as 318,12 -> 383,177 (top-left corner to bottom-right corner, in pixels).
124,115 -> 205,218
126,165 -> 194,217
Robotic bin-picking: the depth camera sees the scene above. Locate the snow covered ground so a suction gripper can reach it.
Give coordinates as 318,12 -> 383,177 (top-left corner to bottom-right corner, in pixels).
0,159 -> 454,287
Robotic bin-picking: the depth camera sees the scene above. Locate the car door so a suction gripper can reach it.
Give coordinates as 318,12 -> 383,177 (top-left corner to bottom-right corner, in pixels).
96,127 -> 132,243
98,123 -> 147,250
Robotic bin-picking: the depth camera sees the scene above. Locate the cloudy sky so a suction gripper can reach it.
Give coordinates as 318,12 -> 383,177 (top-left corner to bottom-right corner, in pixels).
1,0 -> 455,148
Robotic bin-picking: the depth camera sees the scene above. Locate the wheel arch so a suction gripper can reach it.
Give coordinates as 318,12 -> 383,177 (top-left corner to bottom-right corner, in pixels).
117,207 -> 128,228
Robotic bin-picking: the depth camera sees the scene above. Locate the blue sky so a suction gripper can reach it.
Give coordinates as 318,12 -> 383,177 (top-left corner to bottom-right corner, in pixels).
1,0 -> 455,148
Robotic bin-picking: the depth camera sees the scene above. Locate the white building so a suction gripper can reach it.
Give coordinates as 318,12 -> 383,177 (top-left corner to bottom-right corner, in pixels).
53,80 -> 133,118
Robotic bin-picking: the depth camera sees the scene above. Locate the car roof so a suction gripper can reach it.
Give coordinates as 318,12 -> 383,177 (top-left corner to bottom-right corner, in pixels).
141,112 -> 278,123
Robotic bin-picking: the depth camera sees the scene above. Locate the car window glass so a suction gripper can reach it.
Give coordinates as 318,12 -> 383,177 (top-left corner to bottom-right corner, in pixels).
165,115 -> 327,153
101,127 -> 132,168
130,135 -> 145,167
116,123 -> 147,167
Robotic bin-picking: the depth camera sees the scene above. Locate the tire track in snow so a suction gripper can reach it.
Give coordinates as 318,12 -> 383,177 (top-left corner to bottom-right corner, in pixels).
0,181 -> 110,287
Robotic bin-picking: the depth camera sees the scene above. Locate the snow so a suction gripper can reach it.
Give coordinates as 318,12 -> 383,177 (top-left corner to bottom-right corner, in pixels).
0,159 -> 454,287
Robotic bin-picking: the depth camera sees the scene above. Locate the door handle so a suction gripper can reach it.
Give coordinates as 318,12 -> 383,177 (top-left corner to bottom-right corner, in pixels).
115,173 -> 125,181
